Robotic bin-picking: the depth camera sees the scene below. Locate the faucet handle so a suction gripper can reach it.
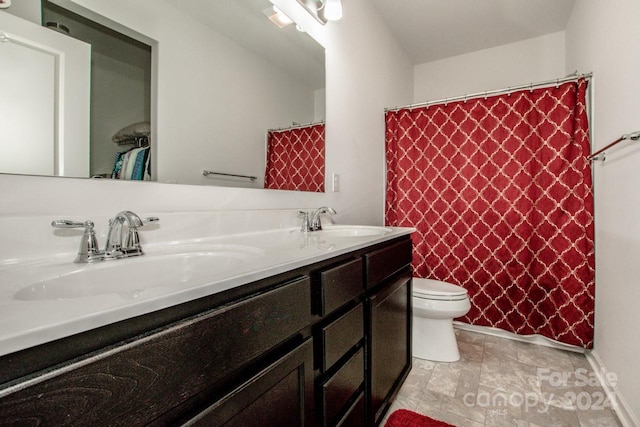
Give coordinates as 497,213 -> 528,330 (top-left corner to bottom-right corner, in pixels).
52,219 -> 90,229
298,211 -> 311,232
52,219 -> 104,263
121,217 -> 159,256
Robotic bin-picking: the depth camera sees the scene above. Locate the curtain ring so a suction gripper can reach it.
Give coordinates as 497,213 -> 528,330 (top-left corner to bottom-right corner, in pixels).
464,94 -> 467,103
507,87 -> 511,97
445,97 -> 448,106
556,78 -> 560,88
484,91 -> 488,100
529,83 -> 533,93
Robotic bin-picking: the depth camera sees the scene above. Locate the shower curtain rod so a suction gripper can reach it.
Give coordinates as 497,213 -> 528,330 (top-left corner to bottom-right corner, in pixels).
385,72 -> 593,112
268,119 -> 325,132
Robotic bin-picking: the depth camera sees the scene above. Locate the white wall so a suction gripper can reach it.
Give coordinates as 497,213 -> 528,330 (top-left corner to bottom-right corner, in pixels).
0,0 -> 413,226
414,31 -> 566,102
322,0 -> 414,223
566,0 -> 640,423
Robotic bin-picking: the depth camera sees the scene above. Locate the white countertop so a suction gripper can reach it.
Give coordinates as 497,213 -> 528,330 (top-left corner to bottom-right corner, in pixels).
0,225 -> 413,357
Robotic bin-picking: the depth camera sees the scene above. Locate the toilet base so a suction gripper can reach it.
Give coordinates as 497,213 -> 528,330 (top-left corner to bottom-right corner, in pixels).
412,317 -> 460,362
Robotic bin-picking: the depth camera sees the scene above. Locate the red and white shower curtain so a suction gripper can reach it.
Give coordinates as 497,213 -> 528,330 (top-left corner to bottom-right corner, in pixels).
385,79 -> 595,348
265,124 -> 325,192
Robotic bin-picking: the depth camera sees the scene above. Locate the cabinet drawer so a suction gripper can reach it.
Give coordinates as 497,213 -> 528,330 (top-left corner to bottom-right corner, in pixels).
321,347 -> 364,427
365,238 -> 412,288
0,277 -> 312,426
320,303 -> 364,372
318,258 -> 363,315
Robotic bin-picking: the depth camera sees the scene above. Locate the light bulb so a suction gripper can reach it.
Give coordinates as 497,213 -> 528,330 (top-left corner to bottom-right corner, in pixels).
324,0 -> 343,21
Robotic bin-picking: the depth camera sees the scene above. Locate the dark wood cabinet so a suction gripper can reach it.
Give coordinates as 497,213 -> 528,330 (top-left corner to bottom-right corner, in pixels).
0,235 -> 413,427
367,271 -> 412,426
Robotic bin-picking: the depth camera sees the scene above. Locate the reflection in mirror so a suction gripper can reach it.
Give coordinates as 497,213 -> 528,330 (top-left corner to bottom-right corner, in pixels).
0,0 -> 325,191
42,0 -> 152,179
265,121 -> 325,192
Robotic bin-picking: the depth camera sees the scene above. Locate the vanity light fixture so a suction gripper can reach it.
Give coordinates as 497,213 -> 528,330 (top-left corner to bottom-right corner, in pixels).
296,0 -> 343,24
0,0 -> 11,9
323,0 -> 343,21
263,5 -> 295,29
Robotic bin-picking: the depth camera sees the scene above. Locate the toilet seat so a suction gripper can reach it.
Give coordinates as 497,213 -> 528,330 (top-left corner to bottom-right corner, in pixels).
413,278 -> 468,301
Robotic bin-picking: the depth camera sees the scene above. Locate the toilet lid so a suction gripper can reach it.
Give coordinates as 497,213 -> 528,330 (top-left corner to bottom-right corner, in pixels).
413,278 -> 468,298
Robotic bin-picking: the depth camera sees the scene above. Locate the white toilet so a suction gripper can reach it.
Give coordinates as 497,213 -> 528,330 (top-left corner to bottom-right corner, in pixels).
412,278 -> 471,362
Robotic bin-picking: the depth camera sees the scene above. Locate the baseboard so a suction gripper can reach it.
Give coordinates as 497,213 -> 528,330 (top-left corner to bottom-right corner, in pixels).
585,350 -> 640,427
452,322 -> 639,426
452,321 -> 585,353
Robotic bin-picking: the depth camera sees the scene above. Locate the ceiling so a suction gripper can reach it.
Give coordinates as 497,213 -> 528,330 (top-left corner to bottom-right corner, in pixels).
369,0 -> 576,64
176,0 -> 576,86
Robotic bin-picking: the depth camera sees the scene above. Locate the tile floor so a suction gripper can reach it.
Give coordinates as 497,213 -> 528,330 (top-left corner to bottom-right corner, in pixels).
383,329 -> 622,427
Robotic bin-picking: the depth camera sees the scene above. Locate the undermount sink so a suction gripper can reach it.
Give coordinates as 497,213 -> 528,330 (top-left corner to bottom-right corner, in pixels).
14,245 -> 264,301
318,225 -> 393,237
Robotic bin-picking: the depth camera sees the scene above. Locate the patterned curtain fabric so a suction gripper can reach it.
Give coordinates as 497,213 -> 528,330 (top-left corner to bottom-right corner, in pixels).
264,124 -> 325,192
385,79 -> 595,348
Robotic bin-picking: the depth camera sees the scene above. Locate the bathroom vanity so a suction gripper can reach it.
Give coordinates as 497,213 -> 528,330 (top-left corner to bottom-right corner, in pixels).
0,223 -> 413,426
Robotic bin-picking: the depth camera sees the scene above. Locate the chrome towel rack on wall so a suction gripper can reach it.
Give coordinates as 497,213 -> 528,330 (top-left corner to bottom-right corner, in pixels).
202,170 -> 258,181
589,131 -> 640,162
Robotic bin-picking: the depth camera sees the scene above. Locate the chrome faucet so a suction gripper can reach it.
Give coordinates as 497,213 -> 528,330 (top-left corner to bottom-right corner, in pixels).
298,206 -> 336,232
52,211 -> 158,263
104,210 -> 159,259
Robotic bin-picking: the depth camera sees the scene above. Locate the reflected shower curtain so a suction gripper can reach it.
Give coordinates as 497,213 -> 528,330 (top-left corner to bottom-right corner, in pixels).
265,124 -> 325,192
385,79 -> 595,348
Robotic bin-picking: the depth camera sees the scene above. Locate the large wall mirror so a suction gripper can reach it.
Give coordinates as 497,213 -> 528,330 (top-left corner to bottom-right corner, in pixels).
0,0 -> 325,191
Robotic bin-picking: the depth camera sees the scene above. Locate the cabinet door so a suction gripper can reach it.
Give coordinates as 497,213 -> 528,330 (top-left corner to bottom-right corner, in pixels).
368,271 -> 412,426
0,11 -> 90,177
183,338 -> 314,427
